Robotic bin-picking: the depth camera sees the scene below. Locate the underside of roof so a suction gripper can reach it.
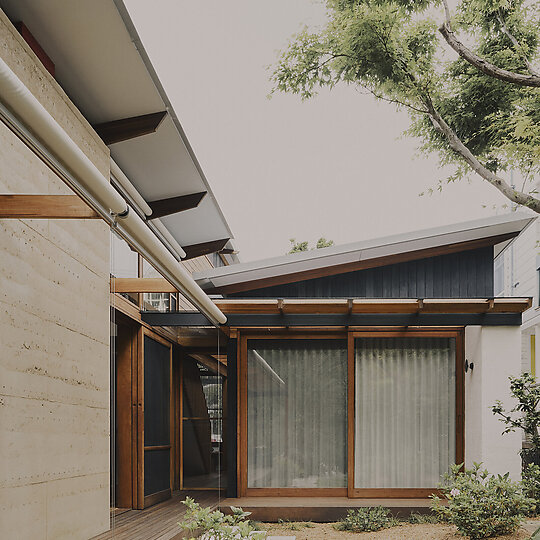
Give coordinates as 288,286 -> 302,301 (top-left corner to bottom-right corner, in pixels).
194,213 -> 535,294
0,0 -> 235,258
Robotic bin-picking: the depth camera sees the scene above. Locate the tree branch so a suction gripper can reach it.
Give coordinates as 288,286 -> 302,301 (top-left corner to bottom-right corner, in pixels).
439,0 -> 540,87
496,9 -> 540,77
425,98 -> 540,212
357,83 -> 429,114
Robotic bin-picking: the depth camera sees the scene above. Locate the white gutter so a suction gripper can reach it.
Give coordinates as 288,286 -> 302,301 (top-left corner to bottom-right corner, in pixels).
151,219 -> 187,259
0,56 -> 226,326
110,158 -> 153,216
110,158 -> 187,260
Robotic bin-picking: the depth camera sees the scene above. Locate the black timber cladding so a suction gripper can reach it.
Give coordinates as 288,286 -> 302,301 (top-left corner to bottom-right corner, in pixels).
227,246 -> 494,299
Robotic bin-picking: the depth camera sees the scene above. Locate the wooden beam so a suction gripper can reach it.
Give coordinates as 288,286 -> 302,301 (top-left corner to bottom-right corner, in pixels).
183,238 -> 230,260
147,192 -> 206,219
0,195 -> 99,219
111,277 -> 176,293
93,111 -> 167,145
14,22 -> 55,77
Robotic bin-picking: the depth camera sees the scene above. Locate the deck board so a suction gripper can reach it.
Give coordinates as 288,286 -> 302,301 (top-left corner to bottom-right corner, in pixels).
91,491 -> 219,540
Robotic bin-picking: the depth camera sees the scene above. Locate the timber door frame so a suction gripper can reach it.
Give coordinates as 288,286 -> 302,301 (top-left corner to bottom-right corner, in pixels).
236,327 -> 464,499
113,312 -> 140,509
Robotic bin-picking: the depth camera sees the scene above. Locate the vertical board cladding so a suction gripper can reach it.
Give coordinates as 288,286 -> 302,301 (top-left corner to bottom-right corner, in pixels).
0,11 -> 110,540
228,247 -> 494,299
226,338 -> 238,498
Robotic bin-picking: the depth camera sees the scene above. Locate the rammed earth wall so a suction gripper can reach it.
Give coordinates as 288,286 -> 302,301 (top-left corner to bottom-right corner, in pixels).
0,10 -> 111,539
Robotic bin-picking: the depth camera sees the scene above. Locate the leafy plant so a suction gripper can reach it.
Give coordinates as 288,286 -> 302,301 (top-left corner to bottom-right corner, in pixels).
178,498 -> 265,540
522,463 -> 540,516
288,237 -> 334,254
334,506 -> 397,532
407,512 -> 442,524
277,519 -> 302,531
431,463 -> 535,539
492,372 -> 540,465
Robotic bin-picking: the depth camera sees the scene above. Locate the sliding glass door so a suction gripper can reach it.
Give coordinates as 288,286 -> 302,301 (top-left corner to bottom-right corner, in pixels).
239,331 -> 462,498
352,334 -> 458,495
245,338 -> 347,493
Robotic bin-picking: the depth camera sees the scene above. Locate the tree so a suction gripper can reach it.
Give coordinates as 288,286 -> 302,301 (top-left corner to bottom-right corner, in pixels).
271,0 -> 540,212
288,237 -> 335,253
492,372 -> 540,464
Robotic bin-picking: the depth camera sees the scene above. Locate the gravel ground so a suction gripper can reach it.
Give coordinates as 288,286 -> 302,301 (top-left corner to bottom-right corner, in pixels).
262,521 -> 534,539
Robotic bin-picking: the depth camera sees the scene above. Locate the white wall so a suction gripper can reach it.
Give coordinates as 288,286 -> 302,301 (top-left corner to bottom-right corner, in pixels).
465,326 -> 522,480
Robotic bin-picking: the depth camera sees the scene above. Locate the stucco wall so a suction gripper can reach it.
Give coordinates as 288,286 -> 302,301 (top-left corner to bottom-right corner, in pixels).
465,326 -> 522,481
0,10 -> 110,540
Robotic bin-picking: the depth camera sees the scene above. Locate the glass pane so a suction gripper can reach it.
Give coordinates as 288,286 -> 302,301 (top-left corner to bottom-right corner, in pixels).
182,360 -> 226,489
144,449 -> 170,496
355,337 -> 456,488
144,336 -> 170,446
110,232 -> 138,278
247,339 -> 347,488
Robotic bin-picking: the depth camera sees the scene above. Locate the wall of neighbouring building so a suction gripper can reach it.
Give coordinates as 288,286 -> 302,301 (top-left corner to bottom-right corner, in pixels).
464,326 -> 522,481
0,10 -> 111,540
495,216 -> 539,374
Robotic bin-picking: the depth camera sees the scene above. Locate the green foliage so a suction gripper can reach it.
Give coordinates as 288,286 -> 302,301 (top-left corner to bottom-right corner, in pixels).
492,372 -> 540,463
316,237 -> 334,249
334,506 -> 398,532
431,463 -> 535,539
522,463 -> 540,516
288,238 -> 309,253
177,498 -> 265,540
276,519 -> 316,530
288,237 -> 334,254
407,512 -> 442,524
271,0 -> 540,206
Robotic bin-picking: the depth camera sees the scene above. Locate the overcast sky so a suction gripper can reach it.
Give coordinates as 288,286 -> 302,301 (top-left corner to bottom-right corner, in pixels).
124,0 -> 510,262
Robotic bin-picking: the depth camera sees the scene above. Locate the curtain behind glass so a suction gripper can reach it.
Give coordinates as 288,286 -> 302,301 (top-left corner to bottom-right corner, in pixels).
247,339 -> 347,488
355,337 -> 455,488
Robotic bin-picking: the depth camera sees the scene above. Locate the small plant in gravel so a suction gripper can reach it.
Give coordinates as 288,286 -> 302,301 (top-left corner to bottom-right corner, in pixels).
277,519 -> 302,531
431,463 -> 535,540
178,497 -> 265,540
407,512 -> 441,524
335,506 -> 398,533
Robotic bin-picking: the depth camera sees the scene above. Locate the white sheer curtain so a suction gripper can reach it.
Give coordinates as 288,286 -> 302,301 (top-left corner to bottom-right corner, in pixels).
355,337 -> 455,488
247,339 -> 347,488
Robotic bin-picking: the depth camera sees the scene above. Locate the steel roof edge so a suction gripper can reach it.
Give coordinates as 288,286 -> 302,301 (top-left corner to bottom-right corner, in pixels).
194,212 -> 536,287
112,0 -> 234,241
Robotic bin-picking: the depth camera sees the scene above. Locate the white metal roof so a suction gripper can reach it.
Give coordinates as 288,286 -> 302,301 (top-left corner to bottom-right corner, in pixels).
194,213 -> 535,290
0,0 -> 235,255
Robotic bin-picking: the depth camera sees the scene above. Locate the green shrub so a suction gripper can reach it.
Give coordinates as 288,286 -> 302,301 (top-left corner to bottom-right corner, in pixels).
178,497 -> 265,540
335,506 -> 397,532
522,463 -> 540,516
431,463 -> 535,540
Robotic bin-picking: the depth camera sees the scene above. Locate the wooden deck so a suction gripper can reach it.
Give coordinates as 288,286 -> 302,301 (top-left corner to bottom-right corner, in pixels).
91,491 -> 219,540
220,496 -> 434,522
